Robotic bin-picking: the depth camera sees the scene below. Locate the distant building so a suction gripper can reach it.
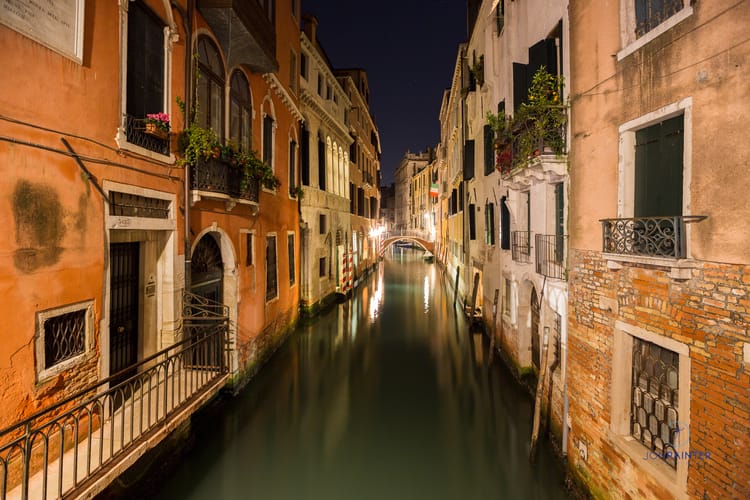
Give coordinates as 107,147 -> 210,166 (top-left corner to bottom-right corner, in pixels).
394,150 -> 431,231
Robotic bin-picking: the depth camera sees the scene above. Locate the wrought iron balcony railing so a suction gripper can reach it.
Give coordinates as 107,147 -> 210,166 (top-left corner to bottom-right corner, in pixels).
191,157 -> 259,203
535,234 -> 568,279
124,114 -> 170,156
511,231 -> 531,263
600,215 -> 706,259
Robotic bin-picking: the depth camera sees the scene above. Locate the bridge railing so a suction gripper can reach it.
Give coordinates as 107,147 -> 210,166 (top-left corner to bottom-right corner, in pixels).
383,229 -> 434,242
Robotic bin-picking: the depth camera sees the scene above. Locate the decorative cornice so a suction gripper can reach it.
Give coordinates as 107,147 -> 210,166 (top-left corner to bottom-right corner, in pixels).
300,89 -> 351,144
262,73 -> 304,123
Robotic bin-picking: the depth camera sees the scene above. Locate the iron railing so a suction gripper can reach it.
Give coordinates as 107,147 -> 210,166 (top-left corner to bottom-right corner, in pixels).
123,114 -> 170,156
191,157 -> 260,203
535,234 -> 567,279
600,215 -> 706,259
0,299 -> 229,499
511,231 -> 531,263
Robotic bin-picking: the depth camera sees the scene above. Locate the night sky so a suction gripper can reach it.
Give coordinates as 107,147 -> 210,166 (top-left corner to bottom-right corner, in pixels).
302,1 -> 468,185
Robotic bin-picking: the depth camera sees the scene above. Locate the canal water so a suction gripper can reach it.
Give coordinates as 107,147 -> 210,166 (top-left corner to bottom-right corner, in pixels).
119,248 -> 571,499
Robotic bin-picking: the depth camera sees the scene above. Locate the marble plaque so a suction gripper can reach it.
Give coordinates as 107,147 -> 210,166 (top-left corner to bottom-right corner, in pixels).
0,0 -> 84,61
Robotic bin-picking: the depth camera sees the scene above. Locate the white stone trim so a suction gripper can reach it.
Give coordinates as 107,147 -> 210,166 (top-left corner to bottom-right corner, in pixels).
618,5 -> 694,61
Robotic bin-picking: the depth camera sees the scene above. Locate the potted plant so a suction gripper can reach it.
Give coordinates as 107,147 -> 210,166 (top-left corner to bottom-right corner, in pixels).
145,112 -> 170,140
514,66 -> 567,166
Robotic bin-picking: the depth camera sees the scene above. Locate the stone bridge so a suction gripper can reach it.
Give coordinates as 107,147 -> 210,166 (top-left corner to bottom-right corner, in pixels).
379,231 -> 434,256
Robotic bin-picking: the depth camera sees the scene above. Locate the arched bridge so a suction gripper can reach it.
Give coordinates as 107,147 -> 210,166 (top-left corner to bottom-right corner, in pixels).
379,231 -> 434,256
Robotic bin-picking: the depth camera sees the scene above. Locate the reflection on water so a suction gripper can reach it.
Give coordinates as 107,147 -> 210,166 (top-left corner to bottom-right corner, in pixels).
146,248 -> 569,500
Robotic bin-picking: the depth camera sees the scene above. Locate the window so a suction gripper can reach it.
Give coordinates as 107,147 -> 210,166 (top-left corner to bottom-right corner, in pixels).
317,74 -> 323,95
486,202 -> 496,245
631,337 -> 680,469
611,321 -> 690,488
263,113 -> 275,173
289,139 -> 297,196
287,232 -> 296,286
245,232 -> 254,266
36,301 -> 93,381
259,0 -> 275,22
197,36 -> 225,137
495,0 -> 505,35
484,125 -> 495,175
265,234 -> 278,301
289,50 -> 297,95
500,197 -> 510,249
319,257 -> 327,277
634,115 -> 683,218
301,125 -> 310,185
619,1 -> 693,60
554,183 -> 565,262
635,0 -> 684,38
125,1 -> 168,155
318,138 -> 326,191
463,140 -> 475,180
291,0 -> 299,20
469,203 -> 476,240
319,213 -> 327,234
229,71 -> 251,152
300,53 -> 307,80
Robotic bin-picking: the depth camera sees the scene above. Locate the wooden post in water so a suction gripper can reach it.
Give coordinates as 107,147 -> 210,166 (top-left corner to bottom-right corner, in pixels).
453,266 -> 460,308
489,289 -> 499,364
530,326 -> 551,462
469,272 -> 480,320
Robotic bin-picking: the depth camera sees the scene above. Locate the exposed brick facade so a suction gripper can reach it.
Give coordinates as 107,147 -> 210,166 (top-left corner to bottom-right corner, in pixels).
567,249 -> 750,499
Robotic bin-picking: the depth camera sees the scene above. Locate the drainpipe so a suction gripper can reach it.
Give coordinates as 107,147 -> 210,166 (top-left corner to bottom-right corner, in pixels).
561,297 -> 569,457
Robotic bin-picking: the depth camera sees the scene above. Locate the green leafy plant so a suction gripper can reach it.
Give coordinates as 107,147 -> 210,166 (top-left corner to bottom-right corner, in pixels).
485,66 -> 567,173
469,55 -> 485,87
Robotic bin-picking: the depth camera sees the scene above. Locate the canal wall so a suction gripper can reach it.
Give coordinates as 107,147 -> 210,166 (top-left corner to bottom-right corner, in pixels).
566,249 -> 750,499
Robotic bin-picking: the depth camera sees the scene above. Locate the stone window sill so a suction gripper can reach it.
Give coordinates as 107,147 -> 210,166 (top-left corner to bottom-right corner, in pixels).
602,253 -> 698,280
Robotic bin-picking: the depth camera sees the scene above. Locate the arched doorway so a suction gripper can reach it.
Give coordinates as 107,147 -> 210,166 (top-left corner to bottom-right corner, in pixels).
531,288 -> 540,371
191,234 -> 224,303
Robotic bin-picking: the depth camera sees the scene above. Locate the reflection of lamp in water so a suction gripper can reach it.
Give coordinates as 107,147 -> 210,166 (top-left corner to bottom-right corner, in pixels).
424,275 -> 430,311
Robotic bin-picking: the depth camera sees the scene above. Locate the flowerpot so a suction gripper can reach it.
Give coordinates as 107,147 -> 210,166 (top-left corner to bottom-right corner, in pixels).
145,122 -> 169,140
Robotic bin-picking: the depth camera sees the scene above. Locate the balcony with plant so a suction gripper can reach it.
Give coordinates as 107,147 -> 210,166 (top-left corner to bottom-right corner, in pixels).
486,67 -> 567,176
178,123 -> 280,210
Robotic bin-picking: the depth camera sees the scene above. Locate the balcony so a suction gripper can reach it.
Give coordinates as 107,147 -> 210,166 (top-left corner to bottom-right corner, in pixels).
197,0 -> 277,73
190,157 -> 260,212
511,231 -> 531,263
535,234 -> 567,279
124,114 -> 170,156
600,216 -> 706,259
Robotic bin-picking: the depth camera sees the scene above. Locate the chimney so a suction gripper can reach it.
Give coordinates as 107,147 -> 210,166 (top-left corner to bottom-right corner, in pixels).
303,14 -> 319,46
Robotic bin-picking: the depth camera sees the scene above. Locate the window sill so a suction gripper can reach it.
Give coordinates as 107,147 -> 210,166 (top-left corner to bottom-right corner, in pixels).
617,7 -> 694,61
607,433 -> 687,499
602,253 -> 698,280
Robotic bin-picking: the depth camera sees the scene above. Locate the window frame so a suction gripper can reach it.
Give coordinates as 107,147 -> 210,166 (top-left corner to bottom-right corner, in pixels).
287,231 -> 296,287
265,233 -> 279,302
196,36 -> 226,138
229,69 -> 252,152
618,1 -> 693,61
35,301 -> 95,383
610,320 -> 690,492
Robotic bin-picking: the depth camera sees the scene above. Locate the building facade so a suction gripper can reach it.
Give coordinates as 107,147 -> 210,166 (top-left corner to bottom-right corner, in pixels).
298,16 -> 352,312
567,1 -> 750,498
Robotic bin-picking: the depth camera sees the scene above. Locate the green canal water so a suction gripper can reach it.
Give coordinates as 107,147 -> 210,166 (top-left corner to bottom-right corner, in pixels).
113,248 -> 571,499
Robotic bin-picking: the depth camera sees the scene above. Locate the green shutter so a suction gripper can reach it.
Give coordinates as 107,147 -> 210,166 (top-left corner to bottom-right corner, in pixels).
635,115 -> 684,217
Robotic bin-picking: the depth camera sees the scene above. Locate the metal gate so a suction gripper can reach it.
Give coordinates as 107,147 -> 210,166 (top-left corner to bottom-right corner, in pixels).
531,288 -> 540,371
109,242 -> 140,382
187,235 -> 225,369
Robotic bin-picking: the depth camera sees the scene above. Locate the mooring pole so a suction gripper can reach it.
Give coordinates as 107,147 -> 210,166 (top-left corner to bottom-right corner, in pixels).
530,326 -> 551,462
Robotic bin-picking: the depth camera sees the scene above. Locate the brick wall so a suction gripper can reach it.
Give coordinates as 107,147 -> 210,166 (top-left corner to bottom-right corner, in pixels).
567,249 -> 750,499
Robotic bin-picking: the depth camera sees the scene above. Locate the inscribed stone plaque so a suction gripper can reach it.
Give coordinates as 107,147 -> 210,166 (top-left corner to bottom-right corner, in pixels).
0,0 -> 84,61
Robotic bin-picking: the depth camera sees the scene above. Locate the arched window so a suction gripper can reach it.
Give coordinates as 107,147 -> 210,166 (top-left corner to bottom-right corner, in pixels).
196,36 -> 225,137
229,70 -> 251,151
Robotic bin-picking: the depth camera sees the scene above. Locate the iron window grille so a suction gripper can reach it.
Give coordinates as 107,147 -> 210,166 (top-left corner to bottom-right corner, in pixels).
635,0 -> 684,38
631,337 -> 680,469
109,191 -> 170,219
124,114 -> 170,156
44,310 -> 86,369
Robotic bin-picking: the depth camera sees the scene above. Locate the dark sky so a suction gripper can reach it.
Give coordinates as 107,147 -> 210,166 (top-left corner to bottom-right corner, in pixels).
301,1 -> 468,185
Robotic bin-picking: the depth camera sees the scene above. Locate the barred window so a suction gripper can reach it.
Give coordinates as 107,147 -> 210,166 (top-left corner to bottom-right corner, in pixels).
635,0 -> 684,38
631,337 -> 679,468
36,302 -> 93,380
